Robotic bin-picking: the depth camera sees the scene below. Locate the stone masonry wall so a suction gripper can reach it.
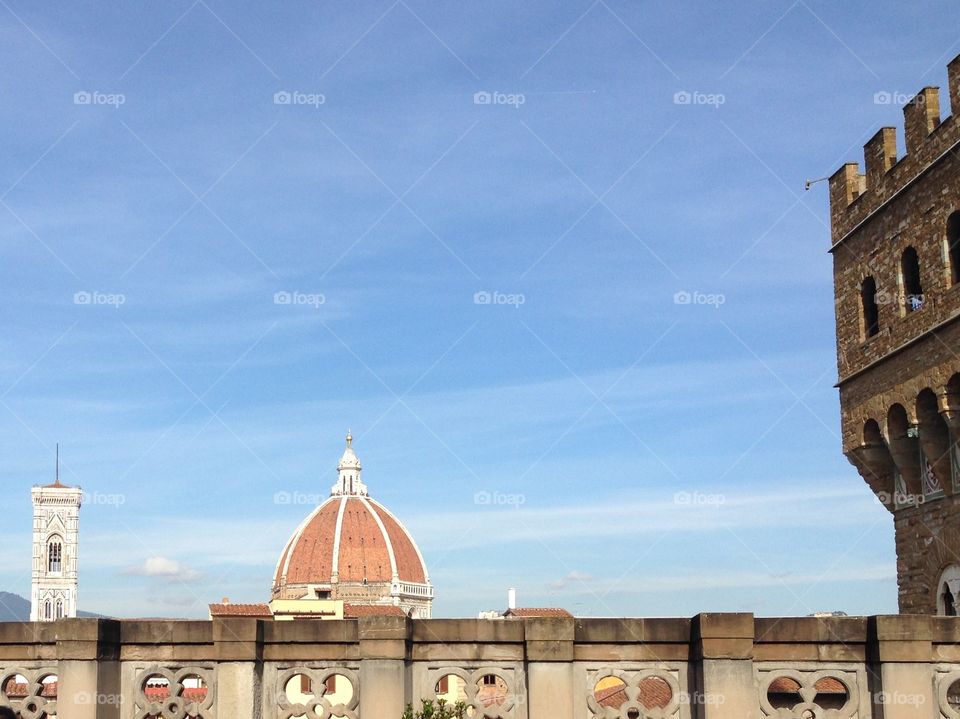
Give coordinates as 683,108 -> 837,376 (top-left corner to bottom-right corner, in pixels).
2,615 -> 960,719
830,56 -> 960,614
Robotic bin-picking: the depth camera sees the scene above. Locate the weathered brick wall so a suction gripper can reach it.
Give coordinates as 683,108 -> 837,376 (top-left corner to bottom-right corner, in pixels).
894,496 -> 957,613
830,56 -> 960,615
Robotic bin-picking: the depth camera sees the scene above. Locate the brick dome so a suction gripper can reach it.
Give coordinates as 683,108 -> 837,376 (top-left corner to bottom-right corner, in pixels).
273,494 -> 428,587
271,433 -> 433,616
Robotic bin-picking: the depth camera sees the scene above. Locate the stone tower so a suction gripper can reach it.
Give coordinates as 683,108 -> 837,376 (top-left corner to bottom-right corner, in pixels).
829,55 -> 960,614
30,464 -> 83,622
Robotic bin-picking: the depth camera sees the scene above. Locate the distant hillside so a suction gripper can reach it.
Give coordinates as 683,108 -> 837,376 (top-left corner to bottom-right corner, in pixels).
0,592 -> 104,621
0,592 -> 29,621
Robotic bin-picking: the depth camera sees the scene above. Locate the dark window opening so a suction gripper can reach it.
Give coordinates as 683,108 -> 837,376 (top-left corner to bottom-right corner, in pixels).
860,277 -> 880,338
48,541 -> 62,573
949,211 -> 960,285
901,246 -> 924,311
945,584 -> 957,616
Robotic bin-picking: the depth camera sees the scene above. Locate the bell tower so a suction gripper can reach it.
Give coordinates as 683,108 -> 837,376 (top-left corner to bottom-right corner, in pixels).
30,448 -> 83,622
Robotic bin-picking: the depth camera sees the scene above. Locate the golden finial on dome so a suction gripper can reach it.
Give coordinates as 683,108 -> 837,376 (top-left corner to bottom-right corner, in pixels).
346,429 -> 353,447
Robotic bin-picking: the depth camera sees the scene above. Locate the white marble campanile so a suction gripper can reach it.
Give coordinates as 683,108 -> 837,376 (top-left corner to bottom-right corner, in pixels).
30,455 -> 82,622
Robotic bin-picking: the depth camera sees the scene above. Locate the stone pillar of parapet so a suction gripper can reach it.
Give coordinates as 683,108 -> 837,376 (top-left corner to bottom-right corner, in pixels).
213,617 -> 263,719
692,613 -> 757,719
525,617 -> 575,719
55,618 -> 121,719
868,615 -> 934,719
358,616 -> 409,717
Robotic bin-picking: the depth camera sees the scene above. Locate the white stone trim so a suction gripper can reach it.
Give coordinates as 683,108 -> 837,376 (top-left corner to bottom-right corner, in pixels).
359,497 -> 398,580
330,495 -> 349,578
368,497 -> 431,583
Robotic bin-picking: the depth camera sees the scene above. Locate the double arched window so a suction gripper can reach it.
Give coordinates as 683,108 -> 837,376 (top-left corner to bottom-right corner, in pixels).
47,538 -> 63,573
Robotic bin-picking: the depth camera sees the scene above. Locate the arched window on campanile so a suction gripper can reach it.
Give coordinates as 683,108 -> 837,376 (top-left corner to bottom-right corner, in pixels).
47,538 -> 62,573
860,277 -> 880,338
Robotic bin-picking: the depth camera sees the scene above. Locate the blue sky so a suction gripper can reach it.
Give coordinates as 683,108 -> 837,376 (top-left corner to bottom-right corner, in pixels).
0,0 -> 956,619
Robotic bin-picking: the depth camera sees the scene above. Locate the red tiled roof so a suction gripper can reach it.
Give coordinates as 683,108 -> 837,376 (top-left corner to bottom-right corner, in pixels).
145,686 -> 208,701
594,677 -> 671,710
274,496 -> 428,591
344,603 -> 407,617
3,681 -> 58,699
208,603 -> 272,618
503,608 -> 573,618
768,676 -> 846,694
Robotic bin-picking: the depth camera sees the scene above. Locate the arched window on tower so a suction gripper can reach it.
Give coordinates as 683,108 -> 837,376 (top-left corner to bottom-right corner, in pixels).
56,599 -> 64,619
948,211 -> 960,285
44,600 -> 52,620
860,277 -> 880,338
901,246 -> 924,312
47,538 -> 62,573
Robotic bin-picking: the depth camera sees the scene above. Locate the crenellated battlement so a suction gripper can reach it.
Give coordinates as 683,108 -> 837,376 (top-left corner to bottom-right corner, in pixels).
829,54 -> 960,244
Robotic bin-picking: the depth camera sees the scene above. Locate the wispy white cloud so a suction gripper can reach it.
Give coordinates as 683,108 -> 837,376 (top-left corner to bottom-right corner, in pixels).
406,485 -> 882,550
550,570 -> 595,589
122,556 -> 203,583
